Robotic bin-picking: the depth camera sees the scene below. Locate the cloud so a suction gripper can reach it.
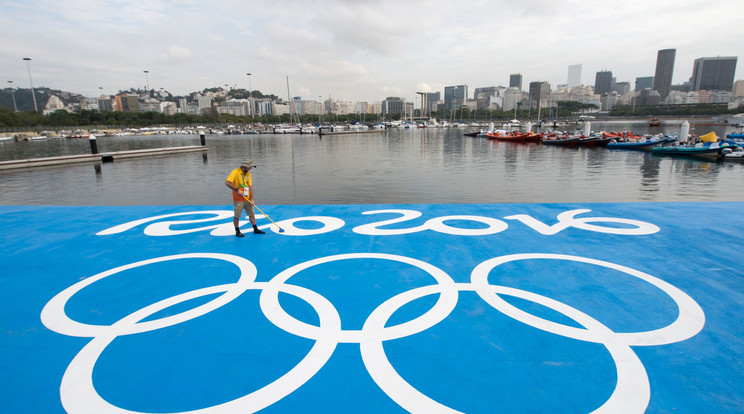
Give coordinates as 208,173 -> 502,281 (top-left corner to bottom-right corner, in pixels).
160,46 -> 195,63
0,0 -> 740,102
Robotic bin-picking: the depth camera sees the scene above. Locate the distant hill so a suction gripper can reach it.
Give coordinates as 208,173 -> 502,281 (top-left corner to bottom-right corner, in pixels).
1,86 -> 280,113
0,87 -> 86,112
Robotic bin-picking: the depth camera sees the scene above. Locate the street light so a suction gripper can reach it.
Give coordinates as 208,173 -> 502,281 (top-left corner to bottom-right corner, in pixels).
7,81 -> 18,112
22,58 -> 38,112
246,73 -> 253,119
143,70 -> 150,93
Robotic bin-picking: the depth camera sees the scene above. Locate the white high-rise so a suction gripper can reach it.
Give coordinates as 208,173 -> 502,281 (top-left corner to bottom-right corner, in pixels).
568,64 -> 582,88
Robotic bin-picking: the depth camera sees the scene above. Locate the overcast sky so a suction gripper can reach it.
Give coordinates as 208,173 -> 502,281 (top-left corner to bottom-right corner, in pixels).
1,0 -> 741,104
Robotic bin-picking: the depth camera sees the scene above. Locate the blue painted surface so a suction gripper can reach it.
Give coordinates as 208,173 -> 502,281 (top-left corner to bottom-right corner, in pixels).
1,202 -> 743,413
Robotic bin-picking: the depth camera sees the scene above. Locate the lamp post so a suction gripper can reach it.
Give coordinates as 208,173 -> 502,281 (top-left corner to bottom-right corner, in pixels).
143,70 -> 150,94
246,73 -> 253,119
22,58 -> 38,112
7,81 -> 18,112
318,96 -> 322,125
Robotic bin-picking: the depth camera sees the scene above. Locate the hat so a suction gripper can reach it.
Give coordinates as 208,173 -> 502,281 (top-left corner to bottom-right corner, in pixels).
240,159 -> 256,168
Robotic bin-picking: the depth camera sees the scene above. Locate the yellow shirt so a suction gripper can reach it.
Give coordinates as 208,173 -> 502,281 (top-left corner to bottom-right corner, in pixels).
227,168 -> 252,201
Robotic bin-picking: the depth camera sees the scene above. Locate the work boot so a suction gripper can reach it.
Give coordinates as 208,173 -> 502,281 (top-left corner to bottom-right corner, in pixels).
253,225 -> 265,234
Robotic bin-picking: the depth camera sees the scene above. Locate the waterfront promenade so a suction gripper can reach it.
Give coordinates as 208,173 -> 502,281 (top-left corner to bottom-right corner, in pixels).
2,201 -> 743,412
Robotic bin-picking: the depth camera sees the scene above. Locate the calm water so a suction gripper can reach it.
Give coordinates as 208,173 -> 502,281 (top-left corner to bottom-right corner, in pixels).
1,121 -> 743,205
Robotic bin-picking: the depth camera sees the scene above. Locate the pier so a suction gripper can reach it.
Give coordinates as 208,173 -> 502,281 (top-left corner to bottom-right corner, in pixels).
0,145 -> 207,170
318,128 -> 388,136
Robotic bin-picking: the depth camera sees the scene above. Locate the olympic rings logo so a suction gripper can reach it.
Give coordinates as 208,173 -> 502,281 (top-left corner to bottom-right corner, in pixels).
41,252 -> 704,413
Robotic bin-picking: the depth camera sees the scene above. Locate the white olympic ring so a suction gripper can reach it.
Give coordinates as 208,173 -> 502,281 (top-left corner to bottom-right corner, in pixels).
41,252 -> 705,413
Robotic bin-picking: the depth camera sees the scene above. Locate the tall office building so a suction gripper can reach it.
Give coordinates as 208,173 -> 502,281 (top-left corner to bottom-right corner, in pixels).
382,97 -> 403,115
426,92 -> 441,113
594,71 -> 614,95
509,74 -> 522,90
528,81 -> 550,105
444,85 -> 468,110
473,87 -> 498,99
567,64 -> 582,88
690,56 -> 738,91
635,76 -> 654,91
613,82 -> 631,95
734,80 -> 744,97
652,49 -> 676,100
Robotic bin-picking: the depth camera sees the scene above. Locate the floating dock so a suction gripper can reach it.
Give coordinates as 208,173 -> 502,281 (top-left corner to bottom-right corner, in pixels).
318,128 -> 388,136
0,145 -> 207,170
2,202 -> 743,412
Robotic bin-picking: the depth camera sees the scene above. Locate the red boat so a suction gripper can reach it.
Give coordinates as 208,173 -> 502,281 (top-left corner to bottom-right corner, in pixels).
487,132 -> 525,142
487,131 -> 543,143
523,133 -> 543,142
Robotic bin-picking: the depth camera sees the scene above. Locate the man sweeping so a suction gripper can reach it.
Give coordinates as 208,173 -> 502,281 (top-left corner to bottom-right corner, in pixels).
225,159 -> 265,237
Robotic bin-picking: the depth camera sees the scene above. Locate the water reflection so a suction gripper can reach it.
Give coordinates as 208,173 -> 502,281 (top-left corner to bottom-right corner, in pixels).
0,124 -> 742,205
638,154 -> 661,196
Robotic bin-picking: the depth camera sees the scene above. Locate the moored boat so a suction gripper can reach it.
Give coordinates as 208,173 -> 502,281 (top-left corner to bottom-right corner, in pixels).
606,139 -> 664,151
722,146 -> 744,162
649,117 -> 660,127
576,136 -> 600,146
651,142 -> 737,160
541,136 -> 580,146
487,131 -> 525,142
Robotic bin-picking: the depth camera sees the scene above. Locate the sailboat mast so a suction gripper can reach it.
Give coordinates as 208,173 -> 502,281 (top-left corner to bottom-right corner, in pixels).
286,76 -> 295,124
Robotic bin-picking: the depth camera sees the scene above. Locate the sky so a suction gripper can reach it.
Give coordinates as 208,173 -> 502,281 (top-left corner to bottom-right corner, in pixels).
1,0 -> 741,104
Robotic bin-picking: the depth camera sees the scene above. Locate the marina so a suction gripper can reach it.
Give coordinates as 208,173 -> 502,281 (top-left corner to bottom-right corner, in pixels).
1,119 -> 744,413
0,120 -> 742,206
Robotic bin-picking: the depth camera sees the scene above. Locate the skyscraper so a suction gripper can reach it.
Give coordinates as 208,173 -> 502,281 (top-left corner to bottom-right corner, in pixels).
635,76 -> 654,91
426,92 -> 441,113
594,71 -> 614,95
690,57 -> 738,91
444,85 -> 468,110
509,74 -> 522,90
528,81 -> 550,105
652,49 -> 676,100
567,64 -> 582,88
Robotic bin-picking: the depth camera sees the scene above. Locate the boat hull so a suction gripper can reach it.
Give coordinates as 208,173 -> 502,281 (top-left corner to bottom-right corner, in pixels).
606,141 -> 662,151
651,144 -> 737,160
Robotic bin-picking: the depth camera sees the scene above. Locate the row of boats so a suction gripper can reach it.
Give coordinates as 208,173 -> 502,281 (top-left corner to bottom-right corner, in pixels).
463,129 -> 744,162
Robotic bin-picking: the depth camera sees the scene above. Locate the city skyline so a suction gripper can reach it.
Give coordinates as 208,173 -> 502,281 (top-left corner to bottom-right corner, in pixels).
1,0 -> 741,103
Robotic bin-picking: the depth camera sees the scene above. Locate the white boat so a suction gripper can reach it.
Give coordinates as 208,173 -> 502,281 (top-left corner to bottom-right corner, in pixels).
502,119 -> 521,129
722,146 -> 744,162
0,136 -> 14,142
725,114 -> 744,127
274,125 -> 299,133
